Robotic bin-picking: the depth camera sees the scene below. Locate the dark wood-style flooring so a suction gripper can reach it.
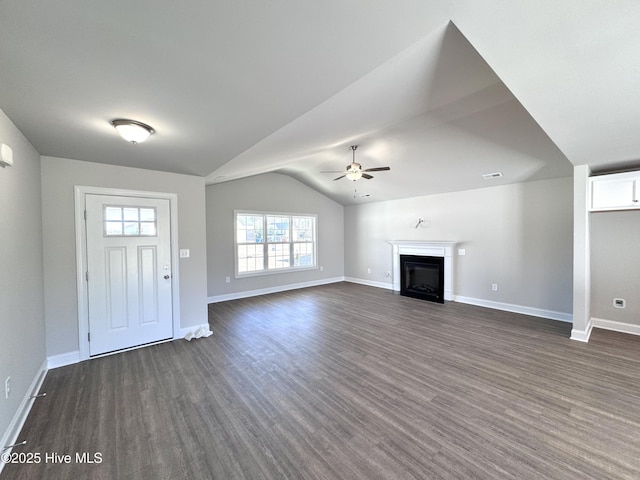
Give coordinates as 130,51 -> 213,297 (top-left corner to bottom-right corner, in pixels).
3,282 -> 640,479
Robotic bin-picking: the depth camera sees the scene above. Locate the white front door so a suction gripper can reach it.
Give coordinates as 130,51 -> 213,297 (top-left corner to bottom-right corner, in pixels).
85,194 -> 173,356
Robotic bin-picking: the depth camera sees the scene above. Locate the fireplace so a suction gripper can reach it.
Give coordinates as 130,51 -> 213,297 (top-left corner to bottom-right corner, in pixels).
400,255 -> 444,303
388,241 -> 457,301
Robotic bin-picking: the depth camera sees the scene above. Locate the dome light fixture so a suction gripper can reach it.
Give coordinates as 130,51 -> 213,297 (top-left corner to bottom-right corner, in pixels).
111,119 -> 155,144
346,169 -> 362,181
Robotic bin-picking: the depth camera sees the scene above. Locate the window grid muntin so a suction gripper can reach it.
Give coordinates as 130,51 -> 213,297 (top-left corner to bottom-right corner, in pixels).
293,242 -> 314,267
236,211 -> 316,276
237,243 -> 264,273
104,206 -> 157,237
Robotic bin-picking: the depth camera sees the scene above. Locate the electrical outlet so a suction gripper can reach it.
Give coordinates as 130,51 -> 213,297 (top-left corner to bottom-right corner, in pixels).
492,284 -> 498,291
5,376 -> 10,399
225,276 -> 231,283
367,268 -> 371,274
613,298 -> 626,308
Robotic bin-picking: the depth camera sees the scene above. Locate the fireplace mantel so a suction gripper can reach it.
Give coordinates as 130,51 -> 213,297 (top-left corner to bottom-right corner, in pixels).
389,241 -> 457,301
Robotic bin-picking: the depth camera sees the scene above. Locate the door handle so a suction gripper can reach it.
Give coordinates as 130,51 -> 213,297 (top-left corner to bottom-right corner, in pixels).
164,275 -> 171,279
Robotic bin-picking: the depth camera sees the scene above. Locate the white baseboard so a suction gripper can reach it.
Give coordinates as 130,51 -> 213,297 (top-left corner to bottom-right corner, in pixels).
47,323 -> 212,367
592,317 -> 640,336
571,319 -> 593,342
0,359 -> 47,475
343,277 -> 393,290
208,277 -> 574,328
341,282 -> 573,326
47,350 -> 81,370
453,295 -> 573,323
208,276 -> 345,303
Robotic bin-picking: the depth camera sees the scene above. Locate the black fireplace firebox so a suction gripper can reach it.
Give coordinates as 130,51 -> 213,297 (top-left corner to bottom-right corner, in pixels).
400,255 -> 445,303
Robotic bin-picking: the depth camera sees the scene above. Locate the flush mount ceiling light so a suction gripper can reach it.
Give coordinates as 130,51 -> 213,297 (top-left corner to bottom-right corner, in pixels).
111,119 -> 155,144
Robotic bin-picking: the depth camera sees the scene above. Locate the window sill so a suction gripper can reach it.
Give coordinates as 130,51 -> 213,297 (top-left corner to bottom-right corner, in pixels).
235,265 -> 318,279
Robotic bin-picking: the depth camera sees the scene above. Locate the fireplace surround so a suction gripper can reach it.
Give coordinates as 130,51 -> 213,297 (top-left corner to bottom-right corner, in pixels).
389,241 -> 457,301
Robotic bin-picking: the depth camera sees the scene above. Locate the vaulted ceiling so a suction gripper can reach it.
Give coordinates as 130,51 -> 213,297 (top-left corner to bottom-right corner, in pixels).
1,1 -> 638,204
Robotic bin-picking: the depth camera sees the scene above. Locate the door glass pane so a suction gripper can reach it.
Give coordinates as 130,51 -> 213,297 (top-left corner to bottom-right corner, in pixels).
140,222 -> 156,236
104,206 -> 157,237
105,221 -> 123,235
105,207 -> 122,221
124,222 -> 140,235
123,208 -> 139,221
139,208 -> 155,221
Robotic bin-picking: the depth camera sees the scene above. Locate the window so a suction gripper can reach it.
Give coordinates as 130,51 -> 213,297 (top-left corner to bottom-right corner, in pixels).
236,211 -> 317,276
104,206 -> 157,237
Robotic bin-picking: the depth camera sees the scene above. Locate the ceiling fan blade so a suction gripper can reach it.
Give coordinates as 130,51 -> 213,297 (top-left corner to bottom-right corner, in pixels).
333,174 -> 346,181
361,173 -> 374,180
321,170 -> 346,173
363,166 -> 390,172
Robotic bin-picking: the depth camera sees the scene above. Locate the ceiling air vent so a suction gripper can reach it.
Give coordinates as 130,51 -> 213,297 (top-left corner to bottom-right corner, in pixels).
482,172 -> 503,180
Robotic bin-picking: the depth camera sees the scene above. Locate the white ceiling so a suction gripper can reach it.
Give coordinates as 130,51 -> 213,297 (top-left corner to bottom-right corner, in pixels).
1,1 -> 638,205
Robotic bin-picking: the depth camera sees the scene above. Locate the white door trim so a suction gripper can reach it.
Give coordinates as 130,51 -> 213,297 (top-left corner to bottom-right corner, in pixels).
74,186 -> 181,361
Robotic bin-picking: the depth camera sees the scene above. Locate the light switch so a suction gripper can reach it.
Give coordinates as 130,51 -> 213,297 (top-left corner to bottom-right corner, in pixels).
458,249 -> 466,256
179,249 -> 190,258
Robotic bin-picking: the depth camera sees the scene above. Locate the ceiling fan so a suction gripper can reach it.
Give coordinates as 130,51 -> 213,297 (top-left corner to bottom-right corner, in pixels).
326,145 -> 390,181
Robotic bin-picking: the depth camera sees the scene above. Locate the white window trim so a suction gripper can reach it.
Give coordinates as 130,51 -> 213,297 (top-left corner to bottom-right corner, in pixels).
234,209 -> 318,278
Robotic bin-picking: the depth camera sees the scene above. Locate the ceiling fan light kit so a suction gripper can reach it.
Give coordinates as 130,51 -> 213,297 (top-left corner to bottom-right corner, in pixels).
331,145 -> 390,182
346,169 -> 362,181
111,119 -> 155,144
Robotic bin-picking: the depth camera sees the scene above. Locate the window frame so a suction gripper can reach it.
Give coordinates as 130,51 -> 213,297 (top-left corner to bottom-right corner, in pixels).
234,210 -> 318,278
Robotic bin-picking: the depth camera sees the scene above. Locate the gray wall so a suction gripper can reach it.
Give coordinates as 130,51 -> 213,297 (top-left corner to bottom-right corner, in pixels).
41,156 -> 208,357
0,110 -> 46,442
344,177 -> 573,315
591,210 -> 640,325
206,173 -> 344,298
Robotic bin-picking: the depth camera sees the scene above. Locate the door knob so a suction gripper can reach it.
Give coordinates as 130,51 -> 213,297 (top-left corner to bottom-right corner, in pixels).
164,275 -> 170,279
